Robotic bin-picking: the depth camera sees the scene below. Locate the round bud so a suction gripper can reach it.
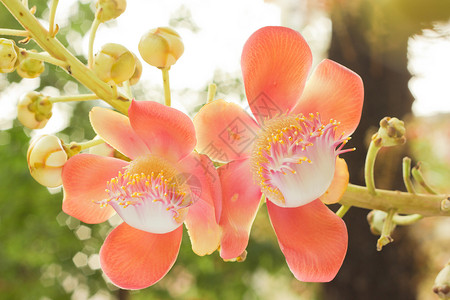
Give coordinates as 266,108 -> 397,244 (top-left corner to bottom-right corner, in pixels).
17,91 -> 53,129
433,262 -> 450,299
372,117 -> 406,148
16,50 -> 45,78
138,27 -> 184,69
129,52 -> 142,86
0,38 -> 19,73
92,43 -> 136,84
95,0 -> 126,23
27,135 -> 68,187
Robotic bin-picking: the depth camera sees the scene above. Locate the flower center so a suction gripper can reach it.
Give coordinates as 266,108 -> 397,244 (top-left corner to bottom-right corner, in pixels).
98,155 -> 192,234
251,113 -> 352,208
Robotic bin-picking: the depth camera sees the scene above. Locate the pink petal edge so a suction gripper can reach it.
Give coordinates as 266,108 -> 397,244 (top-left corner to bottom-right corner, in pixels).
267,199 -> 348,282
100,223 -> 183,290
62,154 -> 128,224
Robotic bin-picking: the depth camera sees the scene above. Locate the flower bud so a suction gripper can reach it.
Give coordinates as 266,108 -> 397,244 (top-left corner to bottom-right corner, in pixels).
95,0 -> 127,23
372,117 -> 406,147
0,38 -> 19,73
433,261 -> 450,299
138,27 -> 184,69
92,43 -> 136,84
367,210 -> 396,235
17,91 -> 53,129
16,50 -> 45,78
27,135 -> 68,187
129,53 -> 142,86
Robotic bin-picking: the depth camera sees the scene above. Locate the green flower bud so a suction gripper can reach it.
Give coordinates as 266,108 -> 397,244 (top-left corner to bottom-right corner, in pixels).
0,38 -> 19,73
17,91 -> 53,129
92,43 -> 136,84
95,0 -> 126,23
129,52 -> 142,86
27,135 -> 68,187
16,50 -> 45,78
367,210 -> 396,235
433,261 -> 450,299
372,117 -> 406,147
138,27 -> 184,69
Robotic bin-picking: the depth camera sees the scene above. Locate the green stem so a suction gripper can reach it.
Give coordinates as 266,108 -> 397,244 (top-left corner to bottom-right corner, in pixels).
88,17 -> 101,68
48,94 -> 98,103
336,205 -> 351,218
377,208 -> 396,251
48,0 -> 59,37
411,163 -> 438,195
339,184 -> 449,217
206,83 -> 217,104
161,67 -> 171,106
20,49 -> 67,68
364,140 -> 381,195
0,28 -> 28,36
1,0 -> 129,115
402,157 -> 416,194
393,214 -> 423,225
77,138 -> 105,151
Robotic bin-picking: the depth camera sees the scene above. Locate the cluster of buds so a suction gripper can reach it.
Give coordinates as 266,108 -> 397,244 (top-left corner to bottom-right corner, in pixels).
92,43 -> 138,85
0,38 -> 19,73
372,117 -> 406,148
17,91 -> 53,129
138,27 -> 184,69
95,0 -> 126,23
27,135 -> 68,188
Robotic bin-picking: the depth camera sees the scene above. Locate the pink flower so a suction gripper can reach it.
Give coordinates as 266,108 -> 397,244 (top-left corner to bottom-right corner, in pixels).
62,100 -> 222,289
194,26 -> 363,282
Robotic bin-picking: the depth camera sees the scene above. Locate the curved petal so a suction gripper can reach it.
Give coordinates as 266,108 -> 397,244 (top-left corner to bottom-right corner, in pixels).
193,99 -> 260,163
293,59 -> 364,137
267,199 -> 348,282
62,154 -> 128,224
178,153 -> 222,255
321,158 -> 349,204
242,26 -> 312,123
129,100 -> 196,161
90,107 -> 149,160
100,223 -> 182,289
218,159 -> 262,260
179,152 -> 222,222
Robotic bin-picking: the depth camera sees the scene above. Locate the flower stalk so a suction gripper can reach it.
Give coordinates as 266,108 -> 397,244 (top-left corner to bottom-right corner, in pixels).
161,67 -> 171,106
0,28 -> 29,36
48,94 -> 99,103
48,0 -> 59,37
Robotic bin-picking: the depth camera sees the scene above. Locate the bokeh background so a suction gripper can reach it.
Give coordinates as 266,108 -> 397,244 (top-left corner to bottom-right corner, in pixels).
0,0 -> 449,299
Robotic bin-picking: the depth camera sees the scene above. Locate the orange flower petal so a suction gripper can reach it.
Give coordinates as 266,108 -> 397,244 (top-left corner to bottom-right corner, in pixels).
267,199 -> 348,282
218,159 -> 262,260
100,223 -> 183,290
89,107 -> 149,159
193,99 -> 260,163
293,59 -> 364,137
129,100 -> 196,161
62,154 -> 127,223
241,26 -> 312,123
320,158 -> 349,204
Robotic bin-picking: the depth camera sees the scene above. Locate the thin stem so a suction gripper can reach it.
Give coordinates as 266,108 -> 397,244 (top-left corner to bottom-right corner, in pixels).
0,28 -> 28,36
48,94 -> 98,103
411,163 -> 438,195
161,67 -> 171,106
21,0 -> 26,8
20,50 -> 68,68
48,0 -> 59,37
1,0 -> 130,115
339,184 -> 449,217
77,138 -> 105,151
364,140 -> 381,195
88,17 -> 101,68
393,214 -> 423,225
206,83 -> 217,104
336,205 -> 351,218
377,208 -> 396,251
402,157 -> 416,194
122,80 -> 133,99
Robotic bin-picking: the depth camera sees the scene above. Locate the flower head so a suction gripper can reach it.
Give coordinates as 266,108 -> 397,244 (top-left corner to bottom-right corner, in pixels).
62,100 -> 222,289
194,26 -> 363,282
